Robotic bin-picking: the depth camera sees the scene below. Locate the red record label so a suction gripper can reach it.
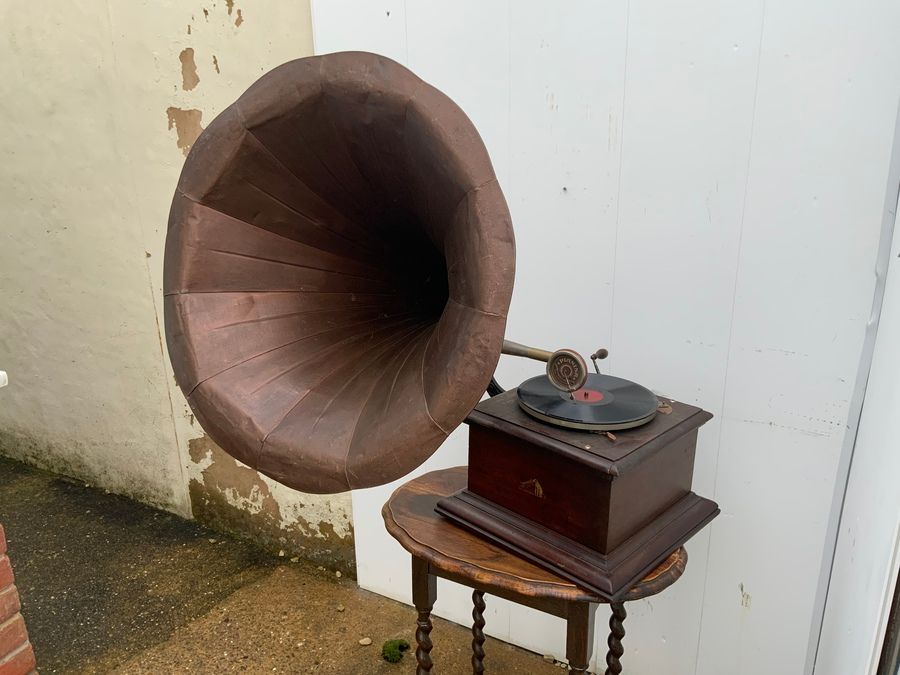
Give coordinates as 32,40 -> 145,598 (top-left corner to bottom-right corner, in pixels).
572,388 -> 605,403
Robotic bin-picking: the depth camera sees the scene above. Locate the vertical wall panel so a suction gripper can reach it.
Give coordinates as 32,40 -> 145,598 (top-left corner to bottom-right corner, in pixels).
816,190 -> 900,674
503,4 -> 630,656
698,2 -> 900,673
503,2 -> 627,389
607,2 -> 766,671
406,0 -> 512,183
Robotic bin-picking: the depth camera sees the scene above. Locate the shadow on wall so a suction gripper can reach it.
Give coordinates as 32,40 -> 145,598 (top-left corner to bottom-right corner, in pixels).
187,436 -> 356,576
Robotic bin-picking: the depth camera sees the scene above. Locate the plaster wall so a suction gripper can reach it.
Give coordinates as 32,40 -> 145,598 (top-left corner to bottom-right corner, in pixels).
0,1 -> 353,569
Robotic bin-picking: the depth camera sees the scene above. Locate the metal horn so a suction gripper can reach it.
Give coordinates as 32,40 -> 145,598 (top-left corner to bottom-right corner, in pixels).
164,52 -> 515,494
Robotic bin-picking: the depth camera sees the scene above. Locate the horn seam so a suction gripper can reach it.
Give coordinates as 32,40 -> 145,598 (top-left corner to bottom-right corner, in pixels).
236,110 -> 381,249
343,323 -> 436,489
165,289 -> 400,296
202,246 -> 395,284
245,315 -> 424,397
175,188 -> 382,263
320,87 -> 382,206
257,319 -> 430,464
304,321 -> 429,437
419,328 -> 453,437
207,303 -> 404,332
249,117 -> 370,222
197,314 -> 427,474
446,296 -> 507,319
183,311 -> 421,397
241,179 -> 383,260
443,177 -> 501,243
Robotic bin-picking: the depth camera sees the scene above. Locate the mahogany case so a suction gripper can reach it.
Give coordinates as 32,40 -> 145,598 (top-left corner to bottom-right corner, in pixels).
435,389 -> 719,600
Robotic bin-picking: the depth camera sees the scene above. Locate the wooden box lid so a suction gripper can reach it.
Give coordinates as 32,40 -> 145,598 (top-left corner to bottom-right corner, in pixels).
467,389 -> 712,477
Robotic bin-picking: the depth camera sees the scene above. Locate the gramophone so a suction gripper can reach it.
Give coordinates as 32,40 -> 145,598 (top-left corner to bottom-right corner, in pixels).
164,51 -> 717,600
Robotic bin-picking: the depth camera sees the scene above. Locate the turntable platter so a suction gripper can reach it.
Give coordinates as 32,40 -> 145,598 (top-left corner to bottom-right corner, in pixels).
517,373 -> 658,431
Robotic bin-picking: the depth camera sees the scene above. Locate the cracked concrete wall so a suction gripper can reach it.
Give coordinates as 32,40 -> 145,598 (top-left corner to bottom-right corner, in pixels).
0,1 -> 354,570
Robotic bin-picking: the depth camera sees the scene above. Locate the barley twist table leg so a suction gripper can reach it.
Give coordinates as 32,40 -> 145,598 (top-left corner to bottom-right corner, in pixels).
472,590 -> 486,674
412,557 -> 437,674
604,602 -> 627,675
416,608 -> 434,673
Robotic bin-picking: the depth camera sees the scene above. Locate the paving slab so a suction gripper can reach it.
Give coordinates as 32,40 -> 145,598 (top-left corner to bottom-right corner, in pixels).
0,457 -> 575,674
114,564 -> 566,674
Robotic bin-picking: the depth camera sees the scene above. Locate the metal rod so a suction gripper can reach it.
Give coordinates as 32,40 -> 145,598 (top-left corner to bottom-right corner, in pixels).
501,339 -> 554,363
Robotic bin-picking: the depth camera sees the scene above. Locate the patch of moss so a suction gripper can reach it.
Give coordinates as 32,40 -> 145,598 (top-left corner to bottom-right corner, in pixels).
381,638 -> 411,663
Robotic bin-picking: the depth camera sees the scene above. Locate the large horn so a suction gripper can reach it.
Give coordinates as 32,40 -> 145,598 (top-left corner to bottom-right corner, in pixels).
164,52 -> 515,494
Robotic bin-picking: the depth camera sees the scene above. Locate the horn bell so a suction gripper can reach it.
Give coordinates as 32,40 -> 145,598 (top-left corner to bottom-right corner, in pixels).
164,52 -> 515,494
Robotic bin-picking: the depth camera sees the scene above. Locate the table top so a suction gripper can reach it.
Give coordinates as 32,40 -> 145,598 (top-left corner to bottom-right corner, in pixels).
382,466 -> 687,604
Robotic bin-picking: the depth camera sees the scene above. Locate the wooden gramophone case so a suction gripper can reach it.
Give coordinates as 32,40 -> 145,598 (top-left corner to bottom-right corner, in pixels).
436,390 -> 719,600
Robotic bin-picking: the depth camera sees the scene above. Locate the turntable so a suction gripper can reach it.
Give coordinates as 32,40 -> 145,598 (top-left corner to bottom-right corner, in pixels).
436,342 -> 719,601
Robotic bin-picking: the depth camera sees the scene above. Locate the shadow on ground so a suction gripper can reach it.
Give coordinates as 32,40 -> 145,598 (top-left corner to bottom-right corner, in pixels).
0,457 -> 568,674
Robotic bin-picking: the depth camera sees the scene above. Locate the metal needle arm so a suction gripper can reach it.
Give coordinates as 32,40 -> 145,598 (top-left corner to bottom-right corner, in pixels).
501,339 -> 554,363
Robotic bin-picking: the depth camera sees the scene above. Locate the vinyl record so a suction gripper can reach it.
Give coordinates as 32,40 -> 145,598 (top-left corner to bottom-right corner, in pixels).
517,373 -> 658,431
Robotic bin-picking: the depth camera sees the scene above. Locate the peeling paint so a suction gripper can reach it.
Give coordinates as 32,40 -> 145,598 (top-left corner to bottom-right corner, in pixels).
739,582 -> 752,608
212,55 -> 220,74
179,47 -> 200,91
187,437 -> 355,575
166,107 -> 203,156
235,8 -> 243,27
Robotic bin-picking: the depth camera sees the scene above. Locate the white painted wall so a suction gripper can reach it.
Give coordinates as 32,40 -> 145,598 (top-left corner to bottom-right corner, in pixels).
0,2 -> 352,550
313,1 -> 900,672
815,185 -> 900,674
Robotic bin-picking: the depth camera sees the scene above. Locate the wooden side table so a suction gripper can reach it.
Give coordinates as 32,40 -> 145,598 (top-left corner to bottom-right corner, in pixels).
383,467 -> 688,675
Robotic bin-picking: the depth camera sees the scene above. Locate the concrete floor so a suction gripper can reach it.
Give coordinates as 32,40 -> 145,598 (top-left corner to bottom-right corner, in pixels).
0,457 -> 572,674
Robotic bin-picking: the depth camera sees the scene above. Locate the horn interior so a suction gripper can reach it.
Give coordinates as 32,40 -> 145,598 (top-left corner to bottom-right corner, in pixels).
164,52 -> 515,493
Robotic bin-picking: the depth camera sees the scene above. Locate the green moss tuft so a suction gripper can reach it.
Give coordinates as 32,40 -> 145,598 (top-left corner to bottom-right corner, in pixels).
381,638 -> 411,663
